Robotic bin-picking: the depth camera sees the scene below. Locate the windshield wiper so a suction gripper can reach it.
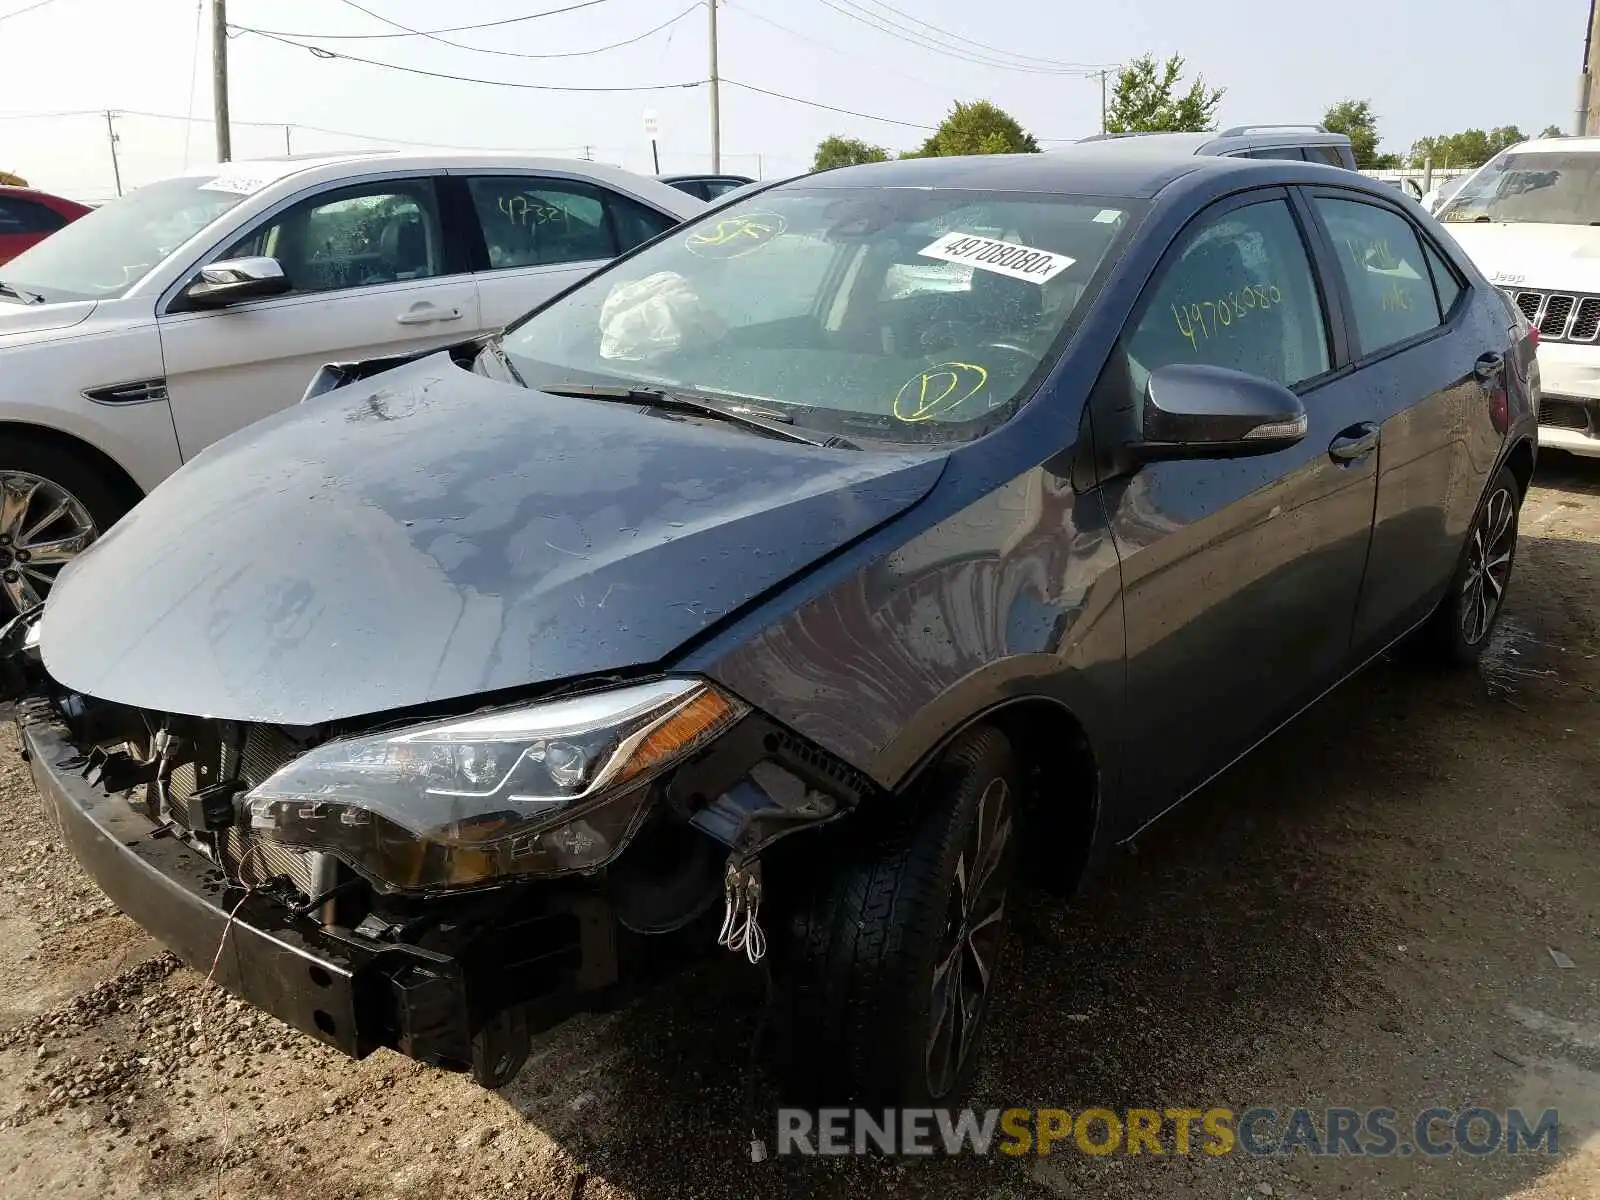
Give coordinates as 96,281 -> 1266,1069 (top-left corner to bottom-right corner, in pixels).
0,281 -> 45,304
541,384 -> 857,449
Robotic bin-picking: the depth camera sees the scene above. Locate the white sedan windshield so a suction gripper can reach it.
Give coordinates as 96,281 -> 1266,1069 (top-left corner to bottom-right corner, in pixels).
501,186 -> 1138,443
1,176 -> 249,302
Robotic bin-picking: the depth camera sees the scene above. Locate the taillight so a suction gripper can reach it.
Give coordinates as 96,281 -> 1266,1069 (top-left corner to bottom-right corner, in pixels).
1490,386 -> 1509,434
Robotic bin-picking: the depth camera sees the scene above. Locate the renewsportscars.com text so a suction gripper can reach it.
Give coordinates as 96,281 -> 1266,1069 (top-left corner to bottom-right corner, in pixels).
774,1106 -> 1560,1157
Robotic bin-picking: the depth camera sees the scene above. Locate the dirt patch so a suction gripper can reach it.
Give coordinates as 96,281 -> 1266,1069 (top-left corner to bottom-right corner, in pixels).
0,461 -> 1597,1199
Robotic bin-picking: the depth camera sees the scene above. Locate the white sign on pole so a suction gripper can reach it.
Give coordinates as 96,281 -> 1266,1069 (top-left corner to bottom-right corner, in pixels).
643,110 -> 660,138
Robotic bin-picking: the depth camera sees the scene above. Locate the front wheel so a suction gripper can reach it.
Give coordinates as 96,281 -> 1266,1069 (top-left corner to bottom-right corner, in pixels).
0,437 -> 131,617
773,725 -> 1019,1107
1411,464 -> 1521,665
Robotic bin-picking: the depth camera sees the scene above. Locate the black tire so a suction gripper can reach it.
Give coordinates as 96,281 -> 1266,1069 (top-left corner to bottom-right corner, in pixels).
772,725 -> 1020,1107
0,434 -> 132,618
1411,464 -> 1521,665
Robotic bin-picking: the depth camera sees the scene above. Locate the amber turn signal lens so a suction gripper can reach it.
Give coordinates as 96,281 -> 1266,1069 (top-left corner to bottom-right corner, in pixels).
615,688 -> 737,784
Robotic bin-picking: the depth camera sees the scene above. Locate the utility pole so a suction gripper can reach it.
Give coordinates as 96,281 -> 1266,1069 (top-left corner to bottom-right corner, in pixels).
1581,0 -> 1600,135
708,0 -> 721,172
1099,68 -> 1109,134
212,0 -> 232,161
103,111 -> 122,197
284,125 -> 292,155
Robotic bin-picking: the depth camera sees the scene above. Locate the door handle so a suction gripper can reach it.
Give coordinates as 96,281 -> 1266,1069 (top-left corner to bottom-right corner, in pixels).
1328,422 -> 1380,463
1474,352 -> 1505,382
395,305 -> 464,326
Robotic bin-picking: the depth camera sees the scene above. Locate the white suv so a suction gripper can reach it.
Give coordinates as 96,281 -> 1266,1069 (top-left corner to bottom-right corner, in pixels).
1439,138 -> 1600,457
0,151 -> 704,614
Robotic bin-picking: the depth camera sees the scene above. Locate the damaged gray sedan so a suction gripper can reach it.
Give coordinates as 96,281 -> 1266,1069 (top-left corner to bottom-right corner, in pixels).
2,147 -> 1536,1105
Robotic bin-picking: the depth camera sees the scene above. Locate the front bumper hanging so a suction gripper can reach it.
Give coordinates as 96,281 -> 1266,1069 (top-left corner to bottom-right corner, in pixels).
16,700 -> 619,1071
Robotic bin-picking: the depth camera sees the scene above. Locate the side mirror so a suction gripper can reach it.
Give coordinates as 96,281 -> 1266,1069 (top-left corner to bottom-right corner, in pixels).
1137,363 -> 1308,461
181,257 -> 290,308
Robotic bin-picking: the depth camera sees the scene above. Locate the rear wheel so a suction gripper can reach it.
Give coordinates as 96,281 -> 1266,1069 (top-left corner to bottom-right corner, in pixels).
0,437 -> 130,617
1411,464 -> 1521,665
773,725 -> 1019,1106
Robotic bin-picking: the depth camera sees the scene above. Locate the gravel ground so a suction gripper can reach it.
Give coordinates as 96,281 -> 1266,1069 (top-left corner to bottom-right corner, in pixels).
1,462 -> 1598,1200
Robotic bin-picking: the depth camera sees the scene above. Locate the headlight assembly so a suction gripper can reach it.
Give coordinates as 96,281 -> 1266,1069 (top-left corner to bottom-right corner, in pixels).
245,678 -> 746,893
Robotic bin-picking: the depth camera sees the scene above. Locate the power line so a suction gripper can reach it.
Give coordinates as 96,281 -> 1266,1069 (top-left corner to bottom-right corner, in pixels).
808,0 -> 1105,76
233,0 -> 621,40
846,0 -> 1095,70
229,3 -> 699,62
0,108 -> 99,119
723,79 -> 936,130
102,108 -> 590,152
726,3 -> 953,95
232,26 -> 706,91
0,0 -> 62,23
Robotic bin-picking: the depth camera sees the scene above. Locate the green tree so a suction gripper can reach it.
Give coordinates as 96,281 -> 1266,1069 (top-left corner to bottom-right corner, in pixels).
1322,98 -> 1387,169
1104,53 -> 1224,133
1409,126 -> 1527,168
812,135 -> 890,171
907,100 -> 1040,157
1539,124 -> 1565,139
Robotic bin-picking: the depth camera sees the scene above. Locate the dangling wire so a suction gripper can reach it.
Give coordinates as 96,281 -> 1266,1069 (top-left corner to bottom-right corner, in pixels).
717,860 -> 767,964
206,841 -> 267,986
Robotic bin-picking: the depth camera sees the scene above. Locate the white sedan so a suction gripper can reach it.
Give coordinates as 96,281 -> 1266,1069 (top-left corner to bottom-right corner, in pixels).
0,151 -> 705,613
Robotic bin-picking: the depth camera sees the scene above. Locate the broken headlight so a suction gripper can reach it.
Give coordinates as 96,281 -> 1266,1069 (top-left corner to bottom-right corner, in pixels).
245,678 -> 746,893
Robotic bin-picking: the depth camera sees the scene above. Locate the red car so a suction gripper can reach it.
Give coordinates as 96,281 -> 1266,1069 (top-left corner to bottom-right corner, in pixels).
0,186 -> 89,265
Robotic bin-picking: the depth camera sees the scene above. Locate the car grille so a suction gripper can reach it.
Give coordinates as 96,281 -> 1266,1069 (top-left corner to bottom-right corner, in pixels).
1504,288 -> 1600,342
160,724 -> 323,900
1540,398 -> 1592,433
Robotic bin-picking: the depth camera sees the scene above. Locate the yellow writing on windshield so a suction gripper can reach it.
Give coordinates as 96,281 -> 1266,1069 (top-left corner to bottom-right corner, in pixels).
893,361 -> 990,422
1172,282 -> 1283,350
685,212 -> 789,258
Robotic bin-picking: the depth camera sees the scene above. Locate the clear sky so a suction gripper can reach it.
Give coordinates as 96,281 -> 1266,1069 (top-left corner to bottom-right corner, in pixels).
0,0 -> 1587,201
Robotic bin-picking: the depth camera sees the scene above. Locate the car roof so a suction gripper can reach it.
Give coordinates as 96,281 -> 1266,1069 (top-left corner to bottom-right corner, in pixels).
0,184 -> 78,202
793,147 -> 1220,198
1076,128 -> 1351,156
1498,136 -> 1600,155
160,150 -> 706,219
659,173 -> 753,183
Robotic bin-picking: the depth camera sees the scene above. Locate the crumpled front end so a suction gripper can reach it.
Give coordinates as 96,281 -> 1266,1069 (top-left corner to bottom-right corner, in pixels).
3,604 -> 875,1083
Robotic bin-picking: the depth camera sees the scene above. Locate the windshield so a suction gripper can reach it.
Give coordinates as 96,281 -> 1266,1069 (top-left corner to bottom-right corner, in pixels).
499,185 -> 1140,444
0,176 -> 250,302
1438,151 -> 1600,226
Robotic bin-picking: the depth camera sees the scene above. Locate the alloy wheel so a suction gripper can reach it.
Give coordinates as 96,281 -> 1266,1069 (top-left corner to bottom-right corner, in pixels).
924,775 -> 1013,1099
0,471 -> 97,614
1461,484 -> 1515,647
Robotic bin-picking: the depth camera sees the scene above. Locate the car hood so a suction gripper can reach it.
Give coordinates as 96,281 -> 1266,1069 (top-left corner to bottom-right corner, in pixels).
0,297 -> 97,340
1443,222 -> 1600,293
41,354 -> 945,724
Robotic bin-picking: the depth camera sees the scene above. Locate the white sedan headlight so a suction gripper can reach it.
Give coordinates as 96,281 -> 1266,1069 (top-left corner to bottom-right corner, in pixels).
245,678 -> 745,892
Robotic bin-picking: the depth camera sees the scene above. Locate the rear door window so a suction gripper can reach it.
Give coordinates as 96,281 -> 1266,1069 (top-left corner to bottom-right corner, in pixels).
1303,145 -> 1348,167
1312,197 -> 1443,355
467,177 -> 616,269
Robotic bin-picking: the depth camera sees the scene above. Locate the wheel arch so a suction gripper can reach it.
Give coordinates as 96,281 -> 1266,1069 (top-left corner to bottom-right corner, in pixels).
0,420 -> 145,512
1504,435 -> 1535,499
896,694 -> 1103,897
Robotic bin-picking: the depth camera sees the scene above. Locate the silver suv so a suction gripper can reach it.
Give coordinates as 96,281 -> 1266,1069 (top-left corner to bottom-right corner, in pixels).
1076,124 -> 1358,170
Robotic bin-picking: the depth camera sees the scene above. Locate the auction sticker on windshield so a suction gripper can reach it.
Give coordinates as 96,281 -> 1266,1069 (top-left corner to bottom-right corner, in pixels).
918,232 -> 1074,284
